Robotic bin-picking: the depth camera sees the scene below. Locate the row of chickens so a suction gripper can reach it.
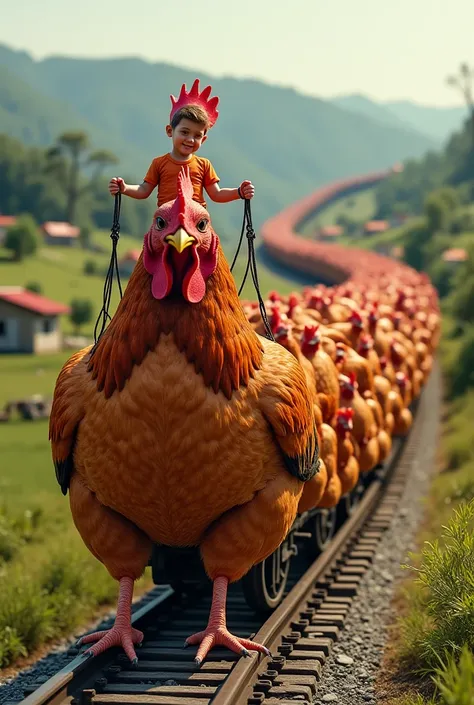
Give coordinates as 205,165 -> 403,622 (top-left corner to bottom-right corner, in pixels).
241,275 -> 440,514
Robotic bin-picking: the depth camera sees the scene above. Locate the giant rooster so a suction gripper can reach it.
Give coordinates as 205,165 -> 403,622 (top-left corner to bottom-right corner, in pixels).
49,169 -> 320,667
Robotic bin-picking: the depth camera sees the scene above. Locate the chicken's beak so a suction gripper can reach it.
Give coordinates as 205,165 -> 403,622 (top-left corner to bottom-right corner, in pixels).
165,228 -> 196,253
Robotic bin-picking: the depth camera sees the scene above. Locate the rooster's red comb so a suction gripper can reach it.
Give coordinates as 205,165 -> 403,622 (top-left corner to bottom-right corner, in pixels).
177,167 -> 194,222
303,323 -> 319,339
288,293 -> 299,306
170,79 -> 219,128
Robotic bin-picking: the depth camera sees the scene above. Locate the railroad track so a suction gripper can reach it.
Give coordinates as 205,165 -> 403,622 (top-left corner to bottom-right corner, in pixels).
17,366 -> 439,705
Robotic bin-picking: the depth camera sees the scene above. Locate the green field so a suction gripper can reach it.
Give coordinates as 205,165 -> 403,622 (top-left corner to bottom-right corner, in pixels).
298,186 -> 377,237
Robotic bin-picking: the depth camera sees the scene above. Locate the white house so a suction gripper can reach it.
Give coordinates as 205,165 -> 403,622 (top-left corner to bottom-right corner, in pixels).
0,287 -> 70,354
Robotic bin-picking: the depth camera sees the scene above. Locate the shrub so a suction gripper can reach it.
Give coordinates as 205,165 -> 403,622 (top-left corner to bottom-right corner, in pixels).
432,645 -> 474,705
4,214 -> 40,261
24,281 -> 43,294
83,259 -> 97,275
403,500 -> 474,667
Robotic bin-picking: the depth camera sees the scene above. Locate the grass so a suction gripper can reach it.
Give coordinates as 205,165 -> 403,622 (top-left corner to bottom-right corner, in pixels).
298,186 -> 377,236
0,351 -> 70,407
376,323 -> 474,704
0,416 -> 154,669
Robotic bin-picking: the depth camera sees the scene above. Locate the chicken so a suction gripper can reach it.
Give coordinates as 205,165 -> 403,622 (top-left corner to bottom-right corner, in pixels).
299,324 -> 340,424
316,423 -> 343,509
49,169 -> 320,666
335,342 -> 374,395
327,310 -> 365,349
334,408 -> 360,495
339,373 -> 380,473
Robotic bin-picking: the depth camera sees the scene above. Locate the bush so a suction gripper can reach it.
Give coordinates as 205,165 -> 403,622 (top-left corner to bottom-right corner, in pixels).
0,506 -> 42,563
24,281 -> 43,294
0,547 -> 117,667
432,645 -> 474,705
449,329 -> 474,398
4,214 -> 40,261
83,259 -> 97,275
403,500 -> 474,667
69,298 -> 93,334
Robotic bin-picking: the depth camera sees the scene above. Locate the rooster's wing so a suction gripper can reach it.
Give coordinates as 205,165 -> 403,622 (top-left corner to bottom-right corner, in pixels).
259,339 -> 320,482
49,347 -> 89,495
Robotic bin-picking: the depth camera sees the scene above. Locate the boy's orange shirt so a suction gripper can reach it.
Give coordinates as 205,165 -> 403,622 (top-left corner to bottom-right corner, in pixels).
144,153 -> 219,208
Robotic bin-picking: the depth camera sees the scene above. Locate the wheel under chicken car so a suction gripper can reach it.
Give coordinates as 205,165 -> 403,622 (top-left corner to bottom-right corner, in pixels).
240,538 -> 294,614
304,507 -> 338,560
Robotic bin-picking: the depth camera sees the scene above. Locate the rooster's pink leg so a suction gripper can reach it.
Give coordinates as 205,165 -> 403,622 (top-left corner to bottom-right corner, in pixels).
185,576 -> 271,666
78,577 -> 143,664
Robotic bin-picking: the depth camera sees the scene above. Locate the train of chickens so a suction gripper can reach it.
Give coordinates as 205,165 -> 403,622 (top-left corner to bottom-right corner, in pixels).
48,168 -> 439,667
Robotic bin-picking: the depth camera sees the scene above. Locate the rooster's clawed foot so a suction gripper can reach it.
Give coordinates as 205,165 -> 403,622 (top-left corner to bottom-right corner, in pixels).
185,626 -> 270,666
78,624 -> 144,663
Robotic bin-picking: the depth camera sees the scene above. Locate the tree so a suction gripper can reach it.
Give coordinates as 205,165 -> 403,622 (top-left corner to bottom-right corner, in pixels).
424,187 -> 459,233
69,298 -> 93,335
4,215 -> 40,261
402,218 -> 431,271
46,132 -> 118,224
447,63 -> 474,149
449,326 -> 474,398
449,245 -> 474,324
79,225 -> 93,250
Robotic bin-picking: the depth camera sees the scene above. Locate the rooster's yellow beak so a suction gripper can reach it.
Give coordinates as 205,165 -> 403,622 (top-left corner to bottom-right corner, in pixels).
165,228 -> 195,253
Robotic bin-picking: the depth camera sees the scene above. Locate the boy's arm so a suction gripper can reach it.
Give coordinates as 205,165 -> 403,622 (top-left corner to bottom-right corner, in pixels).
109,177 -> 155,200
123,181 -> 155,199
206,180 -> 255,203
109,158 -> 159,200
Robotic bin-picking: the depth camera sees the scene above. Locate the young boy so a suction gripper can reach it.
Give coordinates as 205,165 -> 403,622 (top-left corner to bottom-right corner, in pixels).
108,79 -> 255,208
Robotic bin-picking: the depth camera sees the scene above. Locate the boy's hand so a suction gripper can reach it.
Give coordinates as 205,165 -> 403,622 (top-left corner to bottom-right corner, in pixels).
239,180 -> 255,200
109,177 -> 125,195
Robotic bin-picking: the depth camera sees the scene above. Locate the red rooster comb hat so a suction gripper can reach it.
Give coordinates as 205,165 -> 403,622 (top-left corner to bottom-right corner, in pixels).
170,79 -> 220,128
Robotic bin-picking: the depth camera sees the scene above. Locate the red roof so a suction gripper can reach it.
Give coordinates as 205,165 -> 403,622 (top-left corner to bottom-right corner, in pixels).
0,287 -> 70,315
319,225 -> 343,237
42,221 -> 80,238
120,249 -> 141,263
0,215 -> 17,228
442,248 -> 468,263
364,220 -> 390,233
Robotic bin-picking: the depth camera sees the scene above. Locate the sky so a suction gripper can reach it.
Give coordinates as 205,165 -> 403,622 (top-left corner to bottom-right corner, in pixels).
0,0 -> 472,107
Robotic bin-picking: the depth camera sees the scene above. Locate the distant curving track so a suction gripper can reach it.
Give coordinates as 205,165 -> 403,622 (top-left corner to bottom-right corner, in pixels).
260,168 -> 397,284
19,168 -> 440,705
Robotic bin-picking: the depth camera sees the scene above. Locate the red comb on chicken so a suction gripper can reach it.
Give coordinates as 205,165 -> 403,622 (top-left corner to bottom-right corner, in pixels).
336,407 -> 354,431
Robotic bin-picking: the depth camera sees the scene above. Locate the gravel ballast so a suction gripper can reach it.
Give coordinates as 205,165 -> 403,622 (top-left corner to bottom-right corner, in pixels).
314,365 -> 441,704
0,366 -> 441,704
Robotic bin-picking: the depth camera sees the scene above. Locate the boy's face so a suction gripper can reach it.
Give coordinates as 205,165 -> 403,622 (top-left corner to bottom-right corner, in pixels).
166,118 -> 208,158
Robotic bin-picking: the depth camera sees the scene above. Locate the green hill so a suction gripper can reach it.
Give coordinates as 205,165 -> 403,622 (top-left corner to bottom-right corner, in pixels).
330,93 -> 467,144
0,43 -> 436,236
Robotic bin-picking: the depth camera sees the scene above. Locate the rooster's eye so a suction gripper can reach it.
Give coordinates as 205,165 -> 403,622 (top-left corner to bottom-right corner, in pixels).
196,218 -> 209,233
155,216 -> 166,230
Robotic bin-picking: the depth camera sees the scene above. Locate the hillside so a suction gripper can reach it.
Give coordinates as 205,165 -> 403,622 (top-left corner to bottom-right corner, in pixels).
330,93 -> 466,143
0,43 -> 436,235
